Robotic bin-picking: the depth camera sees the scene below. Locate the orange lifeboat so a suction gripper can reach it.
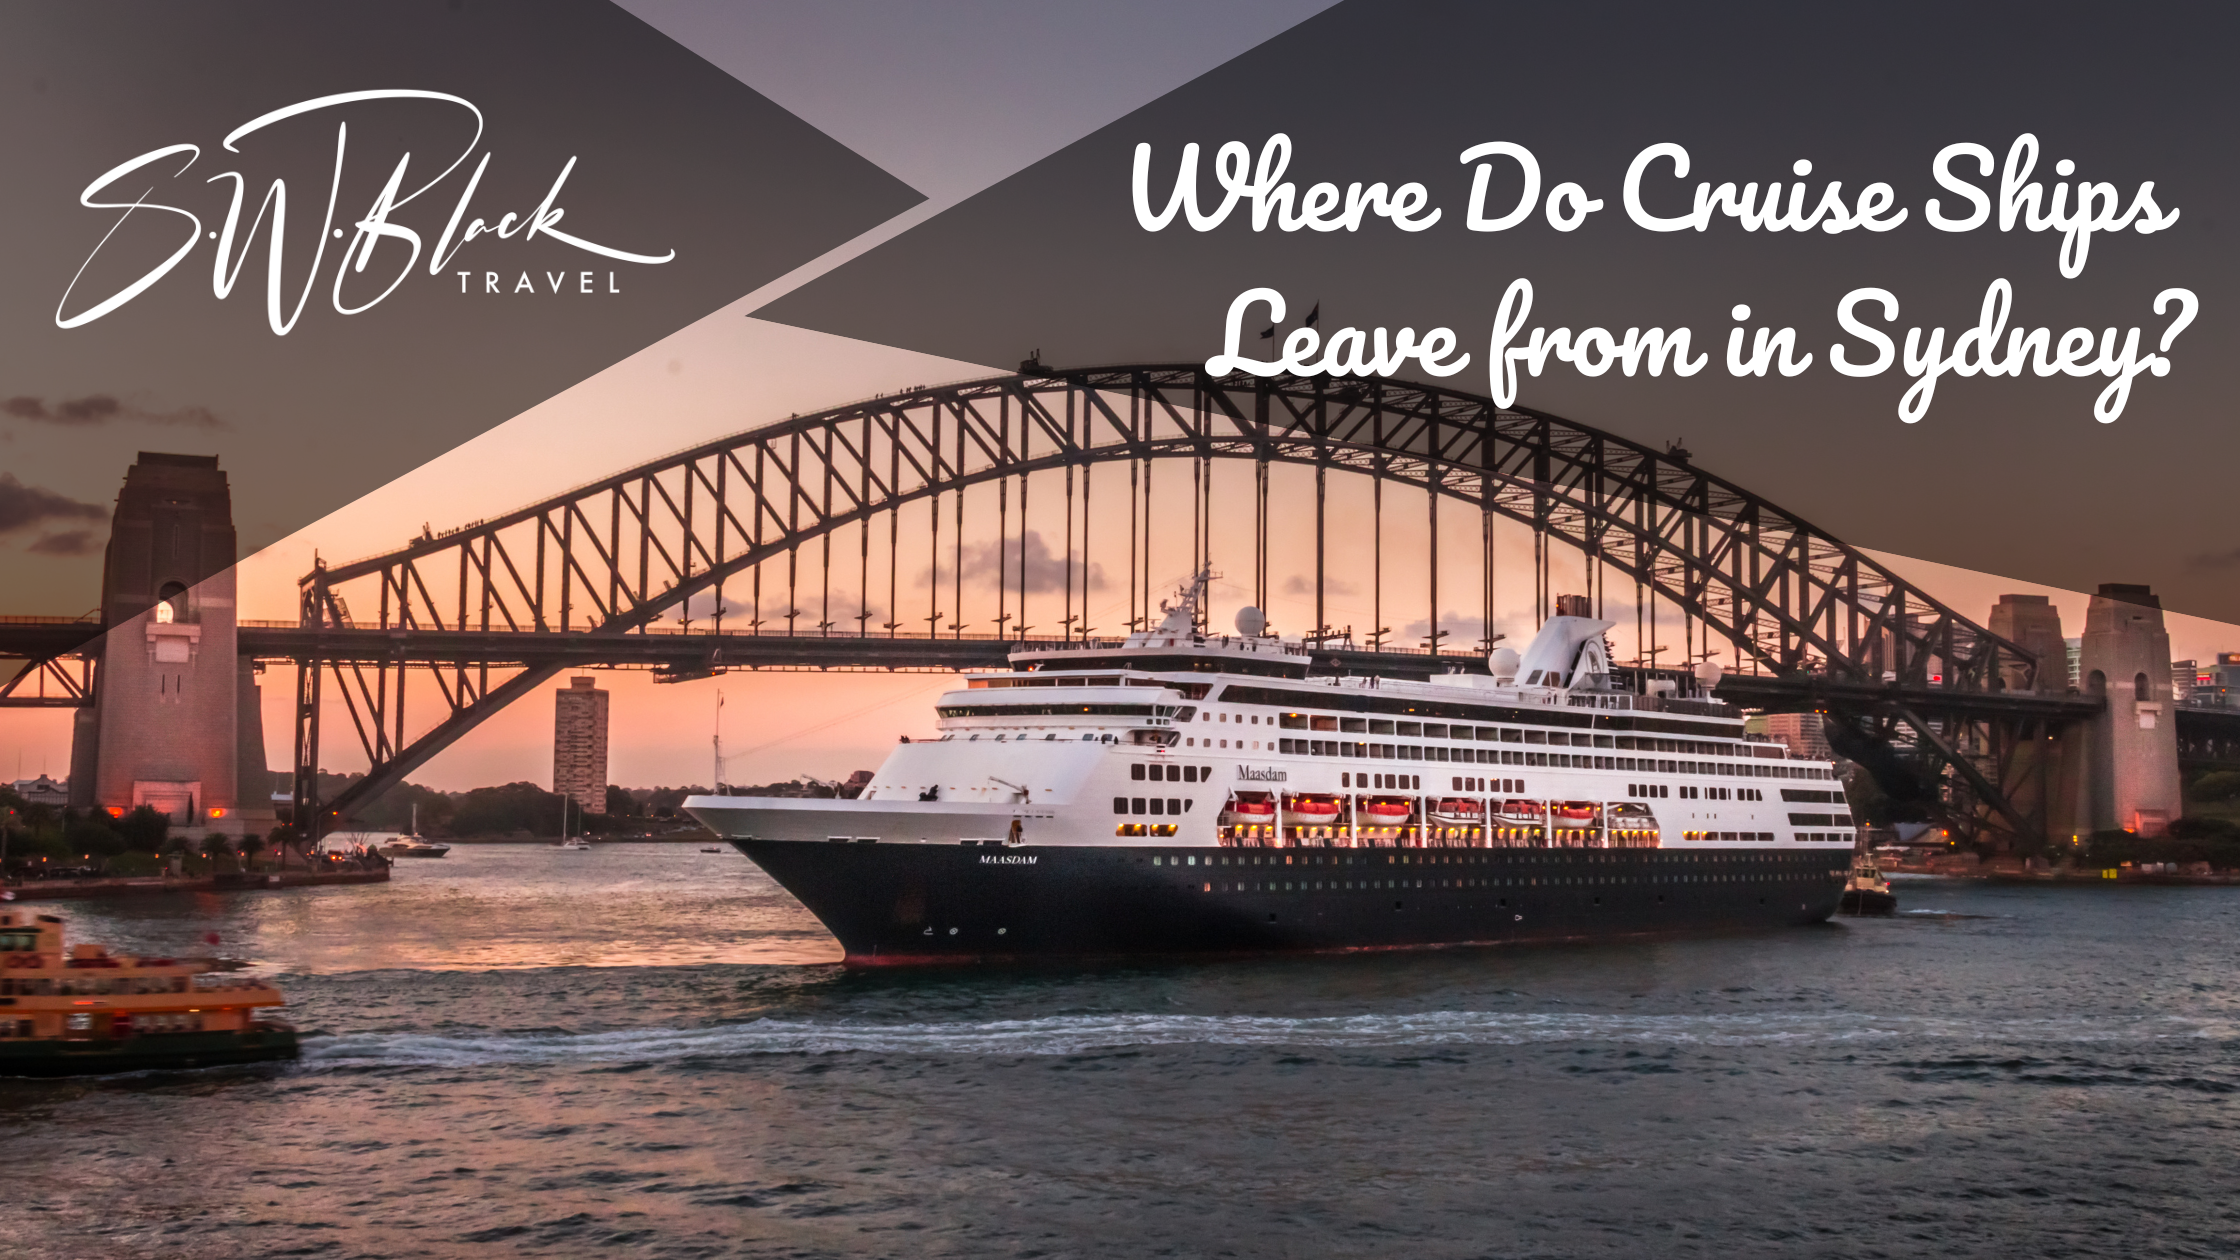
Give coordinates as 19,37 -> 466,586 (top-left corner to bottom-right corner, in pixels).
1284,796 -> 1342,823
1358,799 -> 1413,820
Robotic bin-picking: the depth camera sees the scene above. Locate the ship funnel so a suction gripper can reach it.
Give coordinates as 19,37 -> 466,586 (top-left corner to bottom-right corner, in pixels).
1515,612 -> 1616,690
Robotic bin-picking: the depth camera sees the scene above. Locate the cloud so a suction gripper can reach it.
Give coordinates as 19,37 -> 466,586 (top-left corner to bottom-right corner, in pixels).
1,394 -> 223,428
0,473 -> 105,535
1281,573 -> 1359,598
2189,547 -> 2240,572
925,529 -> 1108,594
675,585 -> 890,630
27,529 -> 101,557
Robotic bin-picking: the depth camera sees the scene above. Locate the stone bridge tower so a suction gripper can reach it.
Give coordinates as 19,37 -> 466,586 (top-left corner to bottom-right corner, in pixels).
66,453 -> 271,839
2079,584 -> 2182,836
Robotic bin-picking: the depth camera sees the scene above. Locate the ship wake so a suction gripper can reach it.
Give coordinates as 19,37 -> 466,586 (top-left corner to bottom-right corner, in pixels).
299,1010 -> 2237,1069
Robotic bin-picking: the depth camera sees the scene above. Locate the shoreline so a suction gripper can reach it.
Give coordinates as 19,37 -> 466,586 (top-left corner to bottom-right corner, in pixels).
5,867 -> 390,901
1888,866 -> 2240,888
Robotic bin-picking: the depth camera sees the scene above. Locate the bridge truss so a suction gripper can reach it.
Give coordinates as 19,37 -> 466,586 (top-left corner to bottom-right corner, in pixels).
286,363 -> 2049,839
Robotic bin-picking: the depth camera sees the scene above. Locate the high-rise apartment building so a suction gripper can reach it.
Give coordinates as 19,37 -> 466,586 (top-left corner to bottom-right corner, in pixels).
553,676 -> 610,814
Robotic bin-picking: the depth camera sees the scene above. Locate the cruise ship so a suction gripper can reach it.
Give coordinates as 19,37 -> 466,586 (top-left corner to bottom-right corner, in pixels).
687,575 -> 1857,964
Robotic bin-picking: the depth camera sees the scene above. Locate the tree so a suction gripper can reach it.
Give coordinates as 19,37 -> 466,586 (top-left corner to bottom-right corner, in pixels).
117,805 -> 169,853
238,833 -> 267,867
448,782 -> 569,837
604,785 -> 643,817
68,814 -> 128,859
2189,770 -> 2240,803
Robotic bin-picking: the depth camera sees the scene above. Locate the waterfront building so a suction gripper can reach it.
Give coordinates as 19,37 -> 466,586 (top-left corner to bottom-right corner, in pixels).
9,776 -> 69,810
554,676 -> 610,814
1753,713 -> 1834,761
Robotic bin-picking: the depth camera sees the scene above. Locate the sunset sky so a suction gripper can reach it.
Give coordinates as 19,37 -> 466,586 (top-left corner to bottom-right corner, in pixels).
5,305 -> 2233,794
5,0 -> 2234,798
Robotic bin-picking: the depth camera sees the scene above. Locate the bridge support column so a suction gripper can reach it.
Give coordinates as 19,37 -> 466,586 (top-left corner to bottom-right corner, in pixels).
2080,584 -> 2182,836
1987,594 -> 2090,847
83,453 -> 271,840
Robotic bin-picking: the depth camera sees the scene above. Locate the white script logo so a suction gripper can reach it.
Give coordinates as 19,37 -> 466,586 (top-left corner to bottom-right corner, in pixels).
56,89 -> 675,335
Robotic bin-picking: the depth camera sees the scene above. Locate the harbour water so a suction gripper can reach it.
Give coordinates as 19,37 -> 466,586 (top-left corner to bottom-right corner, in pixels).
5,844 -> 2240,1257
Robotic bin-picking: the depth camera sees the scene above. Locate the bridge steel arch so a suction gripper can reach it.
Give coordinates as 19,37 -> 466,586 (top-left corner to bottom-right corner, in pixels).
293,364 -> 2040,834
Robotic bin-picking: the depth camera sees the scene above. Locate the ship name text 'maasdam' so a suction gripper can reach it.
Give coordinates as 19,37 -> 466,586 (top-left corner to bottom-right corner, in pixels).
686,575 -> 1858,963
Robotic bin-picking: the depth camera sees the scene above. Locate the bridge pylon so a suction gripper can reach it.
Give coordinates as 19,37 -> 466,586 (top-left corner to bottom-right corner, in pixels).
67,452 -> 273,840
2080,584 -> 2183,837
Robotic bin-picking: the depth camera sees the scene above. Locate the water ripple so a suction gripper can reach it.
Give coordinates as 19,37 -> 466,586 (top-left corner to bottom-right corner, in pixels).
301,1010 -> 2240,1067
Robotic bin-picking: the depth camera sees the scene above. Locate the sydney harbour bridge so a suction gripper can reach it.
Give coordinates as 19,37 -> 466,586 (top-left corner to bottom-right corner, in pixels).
5,361 -> 2207,847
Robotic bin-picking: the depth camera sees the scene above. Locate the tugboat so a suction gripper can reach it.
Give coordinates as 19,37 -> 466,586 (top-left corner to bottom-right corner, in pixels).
1839,851 -> 1898,916
0,909 -> 298,1076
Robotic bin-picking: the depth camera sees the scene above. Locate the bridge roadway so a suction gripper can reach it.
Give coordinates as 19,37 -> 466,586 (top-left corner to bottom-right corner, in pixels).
3,616 -> 2107,723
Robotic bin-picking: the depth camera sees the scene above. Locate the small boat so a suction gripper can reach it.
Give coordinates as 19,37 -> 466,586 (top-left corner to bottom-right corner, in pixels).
1839,853 -> 1898,916
699,846 -> 726,854
555,796 -> 590,849
0,909 -> 297,1077
1428,798 -> 1485,825
379,806 -> 451,858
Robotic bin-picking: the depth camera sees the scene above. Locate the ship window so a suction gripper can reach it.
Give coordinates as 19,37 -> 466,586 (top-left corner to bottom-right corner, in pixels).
1132,798 -> 1147,814
1424,724 -> 1448,738
1113,797 -> 1127,814
1524,730 -> 1546,744
1369,719 -> 1395,735
1183,766 -> 1198,783
1396,722 -> 1422,736
1131,764 -> 1146,780
1250,715 -> 1261,724
1170,799 -> 1183,814
1279,713 -> 1308,730
1150,799 -> 1165,815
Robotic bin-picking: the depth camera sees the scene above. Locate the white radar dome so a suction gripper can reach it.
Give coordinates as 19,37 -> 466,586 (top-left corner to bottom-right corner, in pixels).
1487,647 -> 1520,679
1693,660 -> 1724,688
1235,606 -> 1267,637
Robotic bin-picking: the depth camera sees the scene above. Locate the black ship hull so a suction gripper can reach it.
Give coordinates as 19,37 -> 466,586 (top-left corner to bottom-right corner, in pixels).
736,840 -> 1849,965
0,1026 -> 299,1077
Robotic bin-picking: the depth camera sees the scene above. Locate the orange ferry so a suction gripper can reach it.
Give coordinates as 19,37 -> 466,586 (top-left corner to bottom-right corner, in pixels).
0,908 -> 297,1076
